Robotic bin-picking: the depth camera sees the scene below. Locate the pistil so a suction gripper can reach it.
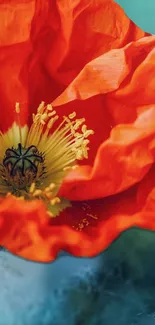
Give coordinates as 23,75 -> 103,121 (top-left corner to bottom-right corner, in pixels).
2,143 -> 45,190
0,102 -> 94,217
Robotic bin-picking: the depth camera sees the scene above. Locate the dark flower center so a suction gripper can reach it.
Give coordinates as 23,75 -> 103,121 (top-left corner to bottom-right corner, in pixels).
2,143 -> 45,190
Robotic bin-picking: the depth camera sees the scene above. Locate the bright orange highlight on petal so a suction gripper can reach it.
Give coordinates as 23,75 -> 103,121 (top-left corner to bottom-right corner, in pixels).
0,0 -> 149,130
52,37 -> 155,201
24,0 -> 149,112
59,105 -> 155,200
30,0 -> 147,85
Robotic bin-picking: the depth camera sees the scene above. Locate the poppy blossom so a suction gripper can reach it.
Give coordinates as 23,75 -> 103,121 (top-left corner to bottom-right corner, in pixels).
0,0 -> 154,262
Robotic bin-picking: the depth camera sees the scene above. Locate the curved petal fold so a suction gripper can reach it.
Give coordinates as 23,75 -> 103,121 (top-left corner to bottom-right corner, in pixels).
1,180 -> 155,262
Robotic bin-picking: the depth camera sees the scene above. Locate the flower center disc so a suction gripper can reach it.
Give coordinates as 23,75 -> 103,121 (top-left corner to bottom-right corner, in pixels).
2,143 -> 44,191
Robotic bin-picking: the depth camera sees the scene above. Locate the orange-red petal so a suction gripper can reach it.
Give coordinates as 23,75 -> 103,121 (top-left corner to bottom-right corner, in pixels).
59,105 -> 155,200
52,36 -> 155,106
50,37 -> 155,200
0,195 -> 54,262
1,178 -> 155,262
0,0 -> 35,131
30,0 -> 148,87
24,0 -> 149,117
0,43 -> 31,131
0,0 -> 148,129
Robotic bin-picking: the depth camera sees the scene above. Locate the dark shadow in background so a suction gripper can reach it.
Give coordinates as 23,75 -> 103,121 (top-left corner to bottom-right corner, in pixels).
1,228 -> 155,324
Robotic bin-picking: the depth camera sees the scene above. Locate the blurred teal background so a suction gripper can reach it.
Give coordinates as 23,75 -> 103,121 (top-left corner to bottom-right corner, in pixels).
115,0 -> 155,34
2,228 -> 155,325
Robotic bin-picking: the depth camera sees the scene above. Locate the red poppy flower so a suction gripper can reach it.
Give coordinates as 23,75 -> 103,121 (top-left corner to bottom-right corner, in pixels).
0,0 -> 154,262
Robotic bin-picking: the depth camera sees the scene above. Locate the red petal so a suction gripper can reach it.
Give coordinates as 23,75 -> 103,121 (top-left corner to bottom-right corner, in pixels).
133,188 -> 155,232
53,36 -> 155,106
1,180 -> 155,262
23,185 -> 155,260
26,0 -> 148,112
0,0 -> 149,129
0,1 -> 34,46
59,105 -> 155,200
0,195 -> 54,262
0,1 -> 35,131
51,37 -> 155,200
0,43 -> 31,131
137,165 -> 155,206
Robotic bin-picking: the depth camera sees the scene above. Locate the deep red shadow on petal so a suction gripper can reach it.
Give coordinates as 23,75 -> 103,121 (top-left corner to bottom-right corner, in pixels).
51,95 -> 114,165
0,176 -> 155,263
0,43 -> 32,131
60,106 -> 155,200
33,184 -> 155,261
30,0 -> 148,87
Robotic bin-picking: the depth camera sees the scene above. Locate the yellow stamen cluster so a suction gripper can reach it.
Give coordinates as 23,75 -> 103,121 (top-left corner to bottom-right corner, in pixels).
28,181 -> 61,217
26,102 -> 94,192
0,102 -> 94,217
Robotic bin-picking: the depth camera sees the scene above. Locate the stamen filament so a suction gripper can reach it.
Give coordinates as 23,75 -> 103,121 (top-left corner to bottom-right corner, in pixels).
15,103 -> 23,145
0,102 -> 94,218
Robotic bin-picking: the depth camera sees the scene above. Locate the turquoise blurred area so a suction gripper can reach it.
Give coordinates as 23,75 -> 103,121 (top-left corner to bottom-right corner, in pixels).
115,0 -> 155,34
1,228 -> 155,324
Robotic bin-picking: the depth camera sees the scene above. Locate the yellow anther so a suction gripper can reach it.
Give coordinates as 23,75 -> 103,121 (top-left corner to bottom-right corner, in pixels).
47,104 -> 53,111
45,192 -> 53,200
15,102 -> 20,114
47,211 -> 54,218
47,115 -> 59,129
37,101 -> 45,113
49,183 -> 56,190
63,166 -> 72,171
48,110 -> 56,117
72,165 -> 78,170
50,197 -> 61,205
41,112 -> 48,119
44,187 -> 51,193
69,112 -> 76,119
84,130 -> 94,138
32,189 -> 43,197
82,124 -> 87,133
29,182 -> 36,194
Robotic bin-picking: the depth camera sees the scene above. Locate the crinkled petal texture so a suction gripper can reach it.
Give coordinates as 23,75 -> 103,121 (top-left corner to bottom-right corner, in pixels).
21,0 -> 148,113
0,0 -> 36,130
29,0 -> 148,86
0,0 -> 147,130
1,180 -> 155,262
53,36 -> 155,200
0,196 -> 53,262
0,1 -> 154,261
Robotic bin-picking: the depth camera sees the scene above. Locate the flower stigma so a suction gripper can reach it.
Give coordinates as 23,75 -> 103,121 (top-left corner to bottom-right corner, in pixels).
0,102 -> 94,217
2,143 -> 45,190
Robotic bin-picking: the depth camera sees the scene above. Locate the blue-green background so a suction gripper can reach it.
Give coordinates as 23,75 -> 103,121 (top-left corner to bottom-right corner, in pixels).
2,228 -> 155,325
116,0 -> 155,34
2,1 -> 155,325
